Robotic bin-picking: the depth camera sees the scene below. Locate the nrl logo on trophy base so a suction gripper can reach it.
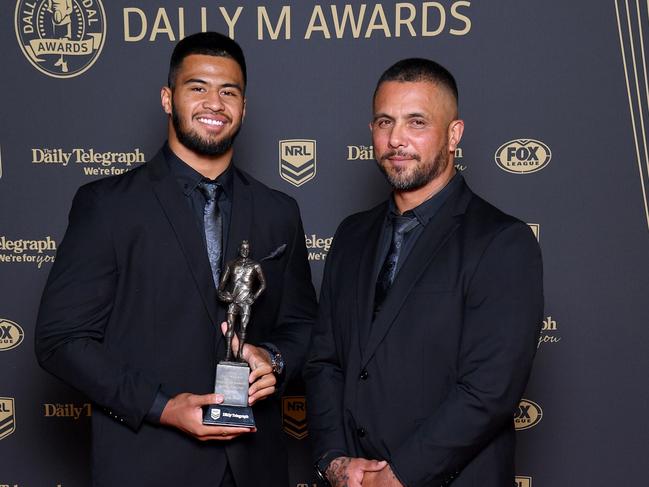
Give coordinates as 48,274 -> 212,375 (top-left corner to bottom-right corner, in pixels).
279,139 -> 317,187
15,0 -> 106,78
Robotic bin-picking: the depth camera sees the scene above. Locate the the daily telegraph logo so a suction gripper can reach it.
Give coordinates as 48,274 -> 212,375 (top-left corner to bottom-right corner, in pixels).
347,145 -> 375,161
0,398 -> 16,441
32,147 -> 145,176
282,396 -> 307,440
514,399 -> 543,431
305,234 -> 332,262
515,476 -> 532,487
538,315 -> 561,349
0,319 -> 25,352
279,140 -> 316,187
527,223 -> 540,241
15,0 -> 106,78
495,139 -> 551,174
43,403 -> 92,419
0,236 -> 57,268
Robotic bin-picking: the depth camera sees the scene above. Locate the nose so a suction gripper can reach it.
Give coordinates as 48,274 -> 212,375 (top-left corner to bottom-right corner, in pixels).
388,122 -> 407,149
203,91 -> 225,112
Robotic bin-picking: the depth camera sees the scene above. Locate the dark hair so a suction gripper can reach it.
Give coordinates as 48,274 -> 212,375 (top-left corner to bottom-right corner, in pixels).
374,58 -> 458,106
168,31 -> 247,90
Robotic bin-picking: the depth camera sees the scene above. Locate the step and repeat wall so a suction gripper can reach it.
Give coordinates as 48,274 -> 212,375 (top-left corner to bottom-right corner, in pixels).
1,1 -> 649,486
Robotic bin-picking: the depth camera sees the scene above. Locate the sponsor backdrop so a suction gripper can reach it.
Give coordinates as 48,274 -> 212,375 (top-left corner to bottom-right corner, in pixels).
1,1 -> 648,485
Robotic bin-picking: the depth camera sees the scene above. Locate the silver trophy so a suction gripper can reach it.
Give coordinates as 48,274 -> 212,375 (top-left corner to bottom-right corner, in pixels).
203,240 -> 266,427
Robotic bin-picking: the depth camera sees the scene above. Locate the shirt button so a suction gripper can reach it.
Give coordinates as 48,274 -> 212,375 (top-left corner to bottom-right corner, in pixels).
359,369 -> 369,380
357,427 -> 366,437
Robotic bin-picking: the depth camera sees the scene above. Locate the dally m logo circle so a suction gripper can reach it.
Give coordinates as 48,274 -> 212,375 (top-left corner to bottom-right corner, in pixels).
514,398 -> 543,430
15,0 -> 106,79
495,139 -> 551,174
0,319 -> 25,352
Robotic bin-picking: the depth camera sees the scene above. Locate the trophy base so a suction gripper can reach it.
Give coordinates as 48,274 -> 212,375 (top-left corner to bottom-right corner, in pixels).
202,361 -> 255,427
202,403 -> 255,428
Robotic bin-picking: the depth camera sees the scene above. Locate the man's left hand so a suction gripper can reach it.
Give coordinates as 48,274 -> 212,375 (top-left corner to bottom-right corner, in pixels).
362,464 -> 403,487
220,322 -> 276,405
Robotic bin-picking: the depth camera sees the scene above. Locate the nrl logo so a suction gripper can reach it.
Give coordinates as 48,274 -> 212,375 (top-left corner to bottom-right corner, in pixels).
210,408 -> 221,421
15,0 -> 106,79
282,396 -> 307,440
279,140 -> 316,187
0,397 -> 16,441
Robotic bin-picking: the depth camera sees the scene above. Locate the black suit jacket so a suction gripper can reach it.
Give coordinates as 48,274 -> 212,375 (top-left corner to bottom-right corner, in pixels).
304,178 -> 543,487
36,150 -> 317,487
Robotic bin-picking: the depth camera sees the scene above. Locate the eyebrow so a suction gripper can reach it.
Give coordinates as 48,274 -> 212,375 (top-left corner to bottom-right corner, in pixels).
183,79 -> 243,92
372,112 -> 428,121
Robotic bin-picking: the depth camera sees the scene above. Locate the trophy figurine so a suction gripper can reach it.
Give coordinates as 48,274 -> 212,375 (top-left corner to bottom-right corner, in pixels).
203,240 -> 266,427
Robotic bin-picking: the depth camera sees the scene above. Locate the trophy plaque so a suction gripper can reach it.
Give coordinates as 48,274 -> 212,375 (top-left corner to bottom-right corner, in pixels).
203,240 -> 266,428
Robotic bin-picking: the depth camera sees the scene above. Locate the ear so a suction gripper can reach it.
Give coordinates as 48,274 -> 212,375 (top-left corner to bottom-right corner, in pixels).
161,86 -> 172,115
242,97 -> 247,121
447,119 -> 464,152
368,121 -> 374,133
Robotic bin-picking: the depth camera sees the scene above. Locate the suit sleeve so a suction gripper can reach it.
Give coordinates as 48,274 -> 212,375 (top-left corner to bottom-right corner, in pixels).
390,222 -> 544,487
35,185 -> 160,431
303,222 -> 349,462
263,199 -> 317,386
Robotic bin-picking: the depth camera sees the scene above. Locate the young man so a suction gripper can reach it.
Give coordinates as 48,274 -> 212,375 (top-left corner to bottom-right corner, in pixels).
305,58 -> 544,487
36,32 -> 316,487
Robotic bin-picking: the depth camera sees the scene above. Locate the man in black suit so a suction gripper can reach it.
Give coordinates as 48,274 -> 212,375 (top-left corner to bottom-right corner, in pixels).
305,59 -> 543,487
36,32 -> 317,487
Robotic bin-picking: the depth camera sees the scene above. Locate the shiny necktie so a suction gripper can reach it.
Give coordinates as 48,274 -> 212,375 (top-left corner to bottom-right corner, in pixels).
198,181 -> 223,288
373,214 -> 419,317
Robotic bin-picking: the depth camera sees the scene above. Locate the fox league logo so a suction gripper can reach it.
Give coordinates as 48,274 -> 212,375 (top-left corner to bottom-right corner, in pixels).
0,319 -> 25,351
279,140 -> 316,187
15,0 -> 106,78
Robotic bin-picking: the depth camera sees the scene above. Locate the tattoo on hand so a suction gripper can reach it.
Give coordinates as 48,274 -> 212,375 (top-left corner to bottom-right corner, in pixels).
326,457 -> 351,487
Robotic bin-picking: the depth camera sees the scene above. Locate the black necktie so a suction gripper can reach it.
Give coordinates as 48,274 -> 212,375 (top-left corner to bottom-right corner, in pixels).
198,181 -> 223,288
373,214 -> 419,317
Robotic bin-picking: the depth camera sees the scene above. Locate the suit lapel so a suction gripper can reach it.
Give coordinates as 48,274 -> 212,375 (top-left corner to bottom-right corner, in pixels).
147,151 -> 220,328
356,204 -> 388,348
360,182 -> 473,367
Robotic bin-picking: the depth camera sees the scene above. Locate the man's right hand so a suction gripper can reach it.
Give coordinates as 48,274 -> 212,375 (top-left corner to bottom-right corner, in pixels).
325,456 -> 387,487
159,392 -> 255,441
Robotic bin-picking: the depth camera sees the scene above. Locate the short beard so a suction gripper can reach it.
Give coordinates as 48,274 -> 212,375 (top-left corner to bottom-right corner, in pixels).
171,102 -> 240,157
376,144 -> 449,191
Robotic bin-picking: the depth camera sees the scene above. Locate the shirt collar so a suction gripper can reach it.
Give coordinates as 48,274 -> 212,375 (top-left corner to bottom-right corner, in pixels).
163,142 -> 234,199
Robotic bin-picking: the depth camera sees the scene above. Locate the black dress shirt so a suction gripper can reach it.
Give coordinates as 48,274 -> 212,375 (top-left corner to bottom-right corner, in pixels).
373,172 -> 464,294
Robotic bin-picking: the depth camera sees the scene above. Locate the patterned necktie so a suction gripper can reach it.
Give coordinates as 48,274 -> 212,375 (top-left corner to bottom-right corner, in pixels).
373,214 -> 419,317
198,181 -> 223,288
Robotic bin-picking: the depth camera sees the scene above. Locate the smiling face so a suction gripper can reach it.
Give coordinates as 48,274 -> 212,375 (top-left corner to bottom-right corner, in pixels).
371,80 -> 463,193
161,54 -> 246,159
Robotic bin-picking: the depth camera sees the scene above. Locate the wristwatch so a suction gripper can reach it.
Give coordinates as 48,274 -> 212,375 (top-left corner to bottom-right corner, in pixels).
260,343 -> 284,376
314,456 -> 332,486
314,451 -> 344,486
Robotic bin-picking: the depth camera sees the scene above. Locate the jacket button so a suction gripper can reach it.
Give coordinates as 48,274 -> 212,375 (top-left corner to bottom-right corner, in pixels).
359,369 -> 369,380
357,427 -> 366,437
